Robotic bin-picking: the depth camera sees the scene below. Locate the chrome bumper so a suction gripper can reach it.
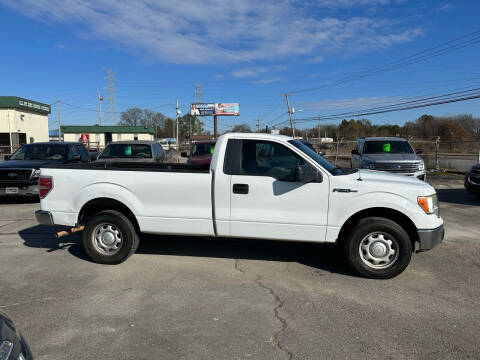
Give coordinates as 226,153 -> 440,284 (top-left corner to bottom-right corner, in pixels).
0,185 -> 38,196
35,210 -> 54,225
417,225 -> 444,251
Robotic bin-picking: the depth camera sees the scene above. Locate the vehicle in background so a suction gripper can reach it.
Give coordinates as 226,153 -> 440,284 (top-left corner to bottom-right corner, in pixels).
464,163 -> 480,195
95,141 -> 165,164
158,138 -> 178,151
0,311 -> 34,359
181,140 -> 216,167
36,133 -> 443,279
351,137 -> 426,180
0,142 -> 89,196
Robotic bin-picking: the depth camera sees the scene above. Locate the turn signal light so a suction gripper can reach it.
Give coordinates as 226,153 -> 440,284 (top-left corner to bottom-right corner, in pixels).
39,176 -> 53,199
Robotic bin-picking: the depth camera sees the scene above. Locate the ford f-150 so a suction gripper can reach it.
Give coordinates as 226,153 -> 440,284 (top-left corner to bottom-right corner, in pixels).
35,133 -> 444,279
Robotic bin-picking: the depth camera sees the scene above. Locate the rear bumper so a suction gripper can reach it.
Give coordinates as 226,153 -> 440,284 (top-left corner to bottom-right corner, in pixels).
0,184 -> 38,196
35,210 -> 54,225
417,224 -> 444,251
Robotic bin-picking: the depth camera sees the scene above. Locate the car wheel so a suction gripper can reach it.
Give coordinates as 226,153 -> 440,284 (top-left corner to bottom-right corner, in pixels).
344,217 -> 412,279
83,210 -> 139,264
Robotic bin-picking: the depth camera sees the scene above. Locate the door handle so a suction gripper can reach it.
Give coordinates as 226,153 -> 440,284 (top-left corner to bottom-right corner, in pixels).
233,183 -> 249,194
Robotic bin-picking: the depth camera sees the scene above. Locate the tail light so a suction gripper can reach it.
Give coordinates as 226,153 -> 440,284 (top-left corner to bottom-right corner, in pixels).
39,176 -> 53,199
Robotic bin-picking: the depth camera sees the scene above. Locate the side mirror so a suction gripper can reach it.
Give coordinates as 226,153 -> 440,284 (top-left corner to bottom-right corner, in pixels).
351,149 -> 359,155
181,151 -> 188,158
415,148 -> 423,154
3,155 -> 10,161
295,165 -> 322,183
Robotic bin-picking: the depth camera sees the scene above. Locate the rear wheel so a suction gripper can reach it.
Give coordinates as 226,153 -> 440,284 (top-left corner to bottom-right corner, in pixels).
344,217 -> 412,279
83,210 -> 139,264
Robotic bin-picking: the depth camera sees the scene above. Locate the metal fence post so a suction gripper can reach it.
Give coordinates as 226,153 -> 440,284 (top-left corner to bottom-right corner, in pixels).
335,138 -> 341,166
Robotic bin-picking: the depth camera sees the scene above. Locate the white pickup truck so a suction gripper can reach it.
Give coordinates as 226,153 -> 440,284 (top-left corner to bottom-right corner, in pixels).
36,133 -> 444,279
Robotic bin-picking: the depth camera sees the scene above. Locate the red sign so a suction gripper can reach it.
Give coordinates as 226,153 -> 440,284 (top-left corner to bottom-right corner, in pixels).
80,134 -> 89,144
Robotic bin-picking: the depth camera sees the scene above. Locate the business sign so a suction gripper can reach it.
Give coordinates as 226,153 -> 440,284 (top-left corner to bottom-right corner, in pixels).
215,103 -> 239,116
190,103 -> 215,116
190,103 -> 240,116
80,134 -> 89,145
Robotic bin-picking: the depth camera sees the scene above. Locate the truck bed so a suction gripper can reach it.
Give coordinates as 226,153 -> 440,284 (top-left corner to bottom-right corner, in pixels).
41,161 -> 210,173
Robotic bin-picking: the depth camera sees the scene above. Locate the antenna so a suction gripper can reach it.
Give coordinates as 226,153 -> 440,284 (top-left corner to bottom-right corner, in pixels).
103,68 -> 117,124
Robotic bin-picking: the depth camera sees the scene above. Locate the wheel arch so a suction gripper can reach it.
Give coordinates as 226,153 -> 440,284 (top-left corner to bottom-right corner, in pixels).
337,207 -> 419,249
78,197 -> 140,233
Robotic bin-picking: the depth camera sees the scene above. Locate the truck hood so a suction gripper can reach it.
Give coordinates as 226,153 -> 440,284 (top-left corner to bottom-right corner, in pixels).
0,160 -> 57,168
361,153 -> 421,162
340,169 -> 435,197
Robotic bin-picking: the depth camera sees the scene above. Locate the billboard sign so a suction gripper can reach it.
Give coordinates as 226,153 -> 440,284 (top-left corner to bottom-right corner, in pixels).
190,103 -> 240,116
215,103 -> 239,116
80,133 -> 89,145
190,103 -> 215,116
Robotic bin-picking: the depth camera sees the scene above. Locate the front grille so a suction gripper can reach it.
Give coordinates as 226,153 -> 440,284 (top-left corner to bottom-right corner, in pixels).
371,162 -> 419,173
0,169 -> 32,182
472,169 -> 480,175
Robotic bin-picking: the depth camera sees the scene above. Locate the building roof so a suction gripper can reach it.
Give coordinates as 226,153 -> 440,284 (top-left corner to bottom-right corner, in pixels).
61,125 -> 155,135
0,96 -> 51,114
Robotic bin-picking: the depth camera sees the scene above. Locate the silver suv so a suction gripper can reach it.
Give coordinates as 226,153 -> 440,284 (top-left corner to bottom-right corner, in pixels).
351,137 -> 426,180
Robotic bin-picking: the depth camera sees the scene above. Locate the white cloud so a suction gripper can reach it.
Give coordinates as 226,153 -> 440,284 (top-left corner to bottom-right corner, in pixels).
0,0 -> 421,65
438,3 -> 454,11
308,56 -> 325,63
231,65 -> 287,78
251,77 -> 283,85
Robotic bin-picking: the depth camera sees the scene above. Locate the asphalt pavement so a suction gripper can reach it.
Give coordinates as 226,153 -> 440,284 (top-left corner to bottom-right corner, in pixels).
0,176 -> 479,360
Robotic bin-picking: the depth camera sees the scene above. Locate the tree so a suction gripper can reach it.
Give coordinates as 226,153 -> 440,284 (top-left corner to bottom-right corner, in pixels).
230,124 -> 252,133
119,108 -> 144,126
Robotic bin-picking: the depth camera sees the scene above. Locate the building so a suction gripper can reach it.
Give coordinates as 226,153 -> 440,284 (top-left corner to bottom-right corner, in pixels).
61,125 -> 155,149
0,96 -> 51,153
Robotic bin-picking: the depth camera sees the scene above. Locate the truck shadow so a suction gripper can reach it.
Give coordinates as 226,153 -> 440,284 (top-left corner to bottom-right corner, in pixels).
0,196 -> 39,204
437,188 -> 480,206
19,225 -> 352,276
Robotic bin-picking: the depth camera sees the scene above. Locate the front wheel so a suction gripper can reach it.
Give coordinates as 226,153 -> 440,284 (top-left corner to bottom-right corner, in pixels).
344,217 -> 412,279
83,210 -> 139,264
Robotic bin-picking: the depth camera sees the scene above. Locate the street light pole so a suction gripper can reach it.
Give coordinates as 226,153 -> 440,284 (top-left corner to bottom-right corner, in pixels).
283,93 -> 295,138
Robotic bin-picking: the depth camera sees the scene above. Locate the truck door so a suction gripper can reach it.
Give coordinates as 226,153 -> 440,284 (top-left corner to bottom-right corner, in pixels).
228,139 -> 329,242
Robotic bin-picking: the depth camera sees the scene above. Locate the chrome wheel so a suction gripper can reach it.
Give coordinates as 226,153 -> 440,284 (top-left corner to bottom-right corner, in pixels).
359,232 -> 399,269
92,223 -> 123,256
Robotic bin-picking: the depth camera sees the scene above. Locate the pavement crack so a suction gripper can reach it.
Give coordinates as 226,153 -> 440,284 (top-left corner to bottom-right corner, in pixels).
257,278 -> 293,360
234,259 -> 245,274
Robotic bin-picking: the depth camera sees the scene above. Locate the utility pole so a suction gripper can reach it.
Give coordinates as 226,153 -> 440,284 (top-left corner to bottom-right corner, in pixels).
317,116 -> 321,144
97,92 -> 103,126
57,100 -> 61,141
256,118 -> 261,133
175,100 -> 181,150
213,115 -> 218,139
283,93 -> 295,138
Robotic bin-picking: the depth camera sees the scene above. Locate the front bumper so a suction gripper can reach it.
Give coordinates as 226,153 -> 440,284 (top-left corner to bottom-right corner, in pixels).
0,184 -> 38,196
417,224 -> 444,251
35,210 -> 54,225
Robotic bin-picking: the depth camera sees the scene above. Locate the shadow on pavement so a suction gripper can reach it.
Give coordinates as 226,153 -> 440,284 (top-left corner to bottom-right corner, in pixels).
437,188 -> 480,206
19,225 -> 352,276
0,196 -> 39,204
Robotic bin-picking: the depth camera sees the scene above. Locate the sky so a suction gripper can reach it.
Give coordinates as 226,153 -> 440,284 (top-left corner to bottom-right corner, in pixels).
0,0 -> 480,134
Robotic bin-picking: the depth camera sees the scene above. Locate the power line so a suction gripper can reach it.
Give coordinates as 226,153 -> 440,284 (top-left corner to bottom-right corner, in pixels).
286,30 -> 480,95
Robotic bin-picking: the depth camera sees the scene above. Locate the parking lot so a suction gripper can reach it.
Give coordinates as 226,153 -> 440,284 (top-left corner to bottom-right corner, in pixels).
0,175 -> 479,360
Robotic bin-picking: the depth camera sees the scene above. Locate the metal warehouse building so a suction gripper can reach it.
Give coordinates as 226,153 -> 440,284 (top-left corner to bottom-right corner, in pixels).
61,125 -> 155,149
0,96 -> 50,153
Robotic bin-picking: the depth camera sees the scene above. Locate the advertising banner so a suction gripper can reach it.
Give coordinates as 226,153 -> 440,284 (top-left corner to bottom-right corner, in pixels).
215,103 -> 239,116
190,103 -> 215,116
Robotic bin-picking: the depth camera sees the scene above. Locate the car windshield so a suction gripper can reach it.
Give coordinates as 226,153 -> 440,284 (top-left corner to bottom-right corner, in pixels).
99,144 -> 152,159
289,139 -> 344,175
10,144 -> 66,160
192,143 -> 215,156
363,140 -> 414,154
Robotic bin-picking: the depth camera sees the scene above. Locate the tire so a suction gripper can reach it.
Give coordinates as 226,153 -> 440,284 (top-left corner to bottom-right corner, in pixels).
82,210 -> 139,264
343,217 -> 412,279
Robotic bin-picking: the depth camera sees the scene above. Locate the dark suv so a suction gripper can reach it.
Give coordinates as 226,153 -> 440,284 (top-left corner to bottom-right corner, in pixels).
0,142 -> 90,196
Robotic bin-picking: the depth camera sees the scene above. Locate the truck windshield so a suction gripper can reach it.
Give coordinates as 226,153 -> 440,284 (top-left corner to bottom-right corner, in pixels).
192,143 -> 215,156
10,144 -> 66,160
288,139 -> 344,175
363,141 -> 414,154
99,144 -> 152,159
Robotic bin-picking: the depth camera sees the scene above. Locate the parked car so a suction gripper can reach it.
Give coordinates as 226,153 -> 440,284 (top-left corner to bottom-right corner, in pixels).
36,133 -> 443,279
464,163 -> 480,195
95,141 -> 165,164
351,137 -> 426,180
0,311 -> 34,359
181,140 -> 216,167
0,142 -> 90,196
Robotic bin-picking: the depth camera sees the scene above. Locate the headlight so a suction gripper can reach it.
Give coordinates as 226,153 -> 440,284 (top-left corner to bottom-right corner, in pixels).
33,169 -> 41,177
0,340 -> 13,360
417,194 -> 439,214
418,162 -> 425,171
